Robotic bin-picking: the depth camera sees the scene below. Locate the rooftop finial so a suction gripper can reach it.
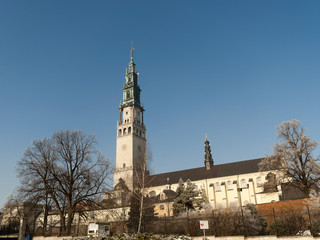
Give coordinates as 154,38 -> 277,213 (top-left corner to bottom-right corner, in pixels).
130,41 -> 134,61
204,135 -> 213,170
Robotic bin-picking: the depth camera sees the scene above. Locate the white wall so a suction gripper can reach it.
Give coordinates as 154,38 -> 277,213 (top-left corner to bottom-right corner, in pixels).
146,170 -> 281,209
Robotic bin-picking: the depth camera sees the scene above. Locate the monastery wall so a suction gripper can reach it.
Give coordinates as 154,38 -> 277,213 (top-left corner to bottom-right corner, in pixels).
146,170 -> 280,209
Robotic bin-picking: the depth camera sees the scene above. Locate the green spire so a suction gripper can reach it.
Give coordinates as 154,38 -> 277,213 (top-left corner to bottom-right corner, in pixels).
120,43 -> 142,109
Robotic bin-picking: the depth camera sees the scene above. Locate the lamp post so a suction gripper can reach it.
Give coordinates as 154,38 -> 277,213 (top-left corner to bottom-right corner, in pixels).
237,181 -> 249,236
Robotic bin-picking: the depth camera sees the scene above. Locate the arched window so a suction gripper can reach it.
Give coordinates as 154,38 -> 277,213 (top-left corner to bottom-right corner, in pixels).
241,179 -> 247,188
160,193 -> 166,200
123,128 -> 127,134
149,191 -> 156,197
128,127 -> 131,133
118,129 -> 122,136
227,180 -> 233,190
215,182 -> 221,191
123,163 -> 126,168
256,177 -> 262,186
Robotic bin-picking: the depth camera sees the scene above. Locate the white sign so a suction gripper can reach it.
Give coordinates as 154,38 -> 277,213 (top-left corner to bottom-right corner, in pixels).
199,220 -> 209,229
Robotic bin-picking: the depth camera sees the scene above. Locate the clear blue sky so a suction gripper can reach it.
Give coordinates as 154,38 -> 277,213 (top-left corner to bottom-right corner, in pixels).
1,0 -> 320,208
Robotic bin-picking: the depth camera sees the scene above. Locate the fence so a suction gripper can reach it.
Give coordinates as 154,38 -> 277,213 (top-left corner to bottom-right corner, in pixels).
10,205 -> 320,237
0,224 -> 20,235
142,205 -> 320,237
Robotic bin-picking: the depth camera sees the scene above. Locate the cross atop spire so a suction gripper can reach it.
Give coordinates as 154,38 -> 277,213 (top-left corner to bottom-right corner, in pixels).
128,42 -> 136,73
130,41 -> 135,61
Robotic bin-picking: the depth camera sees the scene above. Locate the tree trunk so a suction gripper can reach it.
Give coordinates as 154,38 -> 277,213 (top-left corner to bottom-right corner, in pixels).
137,194 -> 144,233
304,187 -> 310,198
56,210 -> 66,236
66,209 -> 74,235
42,194 -> 49,236
42,205 -> 48,235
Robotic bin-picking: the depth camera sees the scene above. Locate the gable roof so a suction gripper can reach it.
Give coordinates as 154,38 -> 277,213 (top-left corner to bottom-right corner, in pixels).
147,158 -> 263,187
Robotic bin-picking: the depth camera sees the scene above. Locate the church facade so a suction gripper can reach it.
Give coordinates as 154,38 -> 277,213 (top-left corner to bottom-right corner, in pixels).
113,49 -> 281,215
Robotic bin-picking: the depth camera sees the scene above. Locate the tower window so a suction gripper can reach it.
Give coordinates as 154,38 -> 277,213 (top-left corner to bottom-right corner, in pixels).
123,163 -> 126,168
123,128 -> 127,134
118,129 -> 122,136
128,127 -> 131,133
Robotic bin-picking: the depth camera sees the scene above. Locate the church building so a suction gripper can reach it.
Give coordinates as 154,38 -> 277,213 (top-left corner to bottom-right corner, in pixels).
113,48 -> 281,215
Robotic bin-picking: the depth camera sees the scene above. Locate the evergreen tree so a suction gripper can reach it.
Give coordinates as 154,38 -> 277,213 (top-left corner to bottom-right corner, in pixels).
172,178 -> 186,215
172,178 -> 204,215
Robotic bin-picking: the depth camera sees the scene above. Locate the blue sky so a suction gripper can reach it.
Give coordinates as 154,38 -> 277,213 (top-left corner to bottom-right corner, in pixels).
1,0 -> 320,208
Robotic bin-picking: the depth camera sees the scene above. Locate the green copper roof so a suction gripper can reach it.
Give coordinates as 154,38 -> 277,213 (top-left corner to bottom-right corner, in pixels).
121,46 -> 142,109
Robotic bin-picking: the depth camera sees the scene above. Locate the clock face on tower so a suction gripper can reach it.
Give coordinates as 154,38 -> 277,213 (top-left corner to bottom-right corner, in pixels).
122,144 -> 127,151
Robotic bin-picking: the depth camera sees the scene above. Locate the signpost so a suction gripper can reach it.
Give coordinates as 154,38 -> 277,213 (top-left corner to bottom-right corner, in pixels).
199,220 -> 209,239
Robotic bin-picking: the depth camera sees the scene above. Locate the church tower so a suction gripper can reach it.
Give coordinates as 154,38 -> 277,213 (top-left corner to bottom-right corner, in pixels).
204,136 -> 213,170
113,46 -> 146,190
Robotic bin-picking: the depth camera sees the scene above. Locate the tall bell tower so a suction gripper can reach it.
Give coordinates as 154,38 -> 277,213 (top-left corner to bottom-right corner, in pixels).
113,46 -> 146,190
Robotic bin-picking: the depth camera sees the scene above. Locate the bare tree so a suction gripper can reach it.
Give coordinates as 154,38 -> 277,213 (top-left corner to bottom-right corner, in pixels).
18,138 -> 56,235
259,120 -> 320,198
18,130 -> 112,235
128,144 -> 154,233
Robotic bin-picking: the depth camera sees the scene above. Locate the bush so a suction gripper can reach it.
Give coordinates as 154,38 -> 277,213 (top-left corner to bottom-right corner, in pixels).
269,212 -> 307,236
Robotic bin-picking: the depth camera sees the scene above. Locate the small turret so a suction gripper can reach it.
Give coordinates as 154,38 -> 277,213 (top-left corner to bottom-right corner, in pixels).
204,136 -> 214,170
